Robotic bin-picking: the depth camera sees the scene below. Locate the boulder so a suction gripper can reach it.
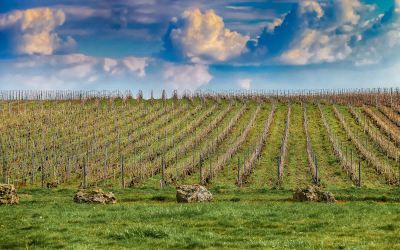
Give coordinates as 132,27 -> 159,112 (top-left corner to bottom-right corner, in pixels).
176,184 -> 213,203
0,184 -> 19,205
293,185 -> 336,203
73,189 -> 117,204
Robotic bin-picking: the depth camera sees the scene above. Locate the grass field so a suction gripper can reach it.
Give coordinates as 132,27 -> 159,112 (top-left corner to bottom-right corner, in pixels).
1,186 -> 400,249
1,92 -> 400,249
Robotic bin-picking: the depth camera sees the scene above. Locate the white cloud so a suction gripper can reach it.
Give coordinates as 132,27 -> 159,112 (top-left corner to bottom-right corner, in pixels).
268,0 -> 367,65
298,1 -> 324,19
265,18 -> 283,32
122,57 -> 149,77
0,74 -> 67,90
13,53 -> 148,77
249,0 -> 383,65
163,63 -> 213,91
166,8 -> 249,62
103,58 -> 119,74
278,29 -> 352,65
56,5 -> 111,20
351,2 -> 400,65
333,0 -> 362,26
353,30 -> 400,66
58,63 -> 96,79
2,54 -> 150,88
238,79 -> 251,90
14,53 -> 97,68
0,8 -> 75,55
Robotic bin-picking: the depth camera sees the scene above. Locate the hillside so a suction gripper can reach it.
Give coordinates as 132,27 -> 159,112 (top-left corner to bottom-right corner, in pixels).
1,90 -> 399,189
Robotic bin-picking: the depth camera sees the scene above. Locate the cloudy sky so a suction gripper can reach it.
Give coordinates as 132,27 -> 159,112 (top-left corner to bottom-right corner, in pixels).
0,0 -> 399,94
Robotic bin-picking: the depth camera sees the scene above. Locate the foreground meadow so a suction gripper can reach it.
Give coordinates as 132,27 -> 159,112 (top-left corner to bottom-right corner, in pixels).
1,186 -> 400,249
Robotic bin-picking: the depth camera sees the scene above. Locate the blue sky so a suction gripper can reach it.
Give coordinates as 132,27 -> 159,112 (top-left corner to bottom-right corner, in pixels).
0,0 -> 399,94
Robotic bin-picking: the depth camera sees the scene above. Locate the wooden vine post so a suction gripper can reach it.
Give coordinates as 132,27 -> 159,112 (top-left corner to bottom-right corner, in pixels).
237,157 -> 241,187
41,156 -> 45,188
121,155 -> 125,188
199,153 -> 203,185
83,156 -> 87,189
358,157 -> 361,187
209,150 -> 212,181
160,157 -> 166,189
277,157 -> 281,186
175,151 -> 178,181
315,156 -> 319,185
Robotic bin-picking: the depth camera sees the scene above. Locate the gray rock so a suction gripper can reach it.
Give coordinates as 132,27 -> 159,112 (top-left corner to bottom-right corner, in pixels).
0,184 -> 19,205
293,185 -> 336,203
74,189 -> 117,204
176,184 -> 213,203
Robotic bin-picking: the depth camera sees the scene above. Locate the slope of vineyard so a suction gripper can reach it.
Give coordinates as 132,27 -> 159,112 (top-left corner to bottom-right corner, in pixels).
0,92 -> 399,189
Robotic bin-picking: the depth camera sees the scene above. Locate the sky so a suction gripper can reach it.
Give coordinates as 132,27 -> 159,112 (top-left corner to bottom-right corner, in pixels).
0,0 -> 400,94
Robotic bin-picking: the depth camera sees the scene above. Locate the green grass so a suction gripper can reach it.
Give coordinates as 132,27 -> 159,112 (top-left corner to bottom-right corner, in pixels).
1,187 -> 400,249
3,100 -> 400,249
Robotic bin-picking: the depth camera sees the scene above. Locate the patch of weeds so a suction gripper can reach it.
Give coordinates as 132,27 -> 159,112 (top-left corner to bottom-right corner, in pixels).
89,218 -> 107,224
378,224 -> 396,231
256,188 -> 270,193
109,227 -> 169,240
319,181 -> 327,188
362,196 -> 388,202
217,219 -> 236,228
31,213 -> 42,218
328,157 -> 340,164
20,225 -> 39,231
54,227 -> 68,233
151,195 -> 168,201
301,222 -> 327,232
230,197 -> 240,202
183,237 -> 207,249
26,235 -> 49,248
271,185 -> 284,190
0,241 -> 21,249
334,171 -> 342,176
119,197 -> 140,202
212,186 -> 224,194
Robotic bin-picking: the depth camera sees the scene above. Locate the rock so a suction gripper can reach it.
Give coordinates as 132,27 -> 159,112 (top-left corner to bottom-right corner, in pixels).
176,184 -> 213,203
293,185 -> 336,203
73,189 -> 117,204
46,182 -> 58,189
0,184 -> 19,205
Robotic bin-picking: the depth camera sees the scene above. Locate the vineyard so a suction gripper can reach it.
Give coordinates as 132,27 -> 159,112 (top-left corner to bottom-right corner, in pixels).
1,89 -> 400,190
1,89 -> 400,249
